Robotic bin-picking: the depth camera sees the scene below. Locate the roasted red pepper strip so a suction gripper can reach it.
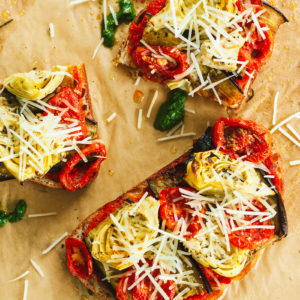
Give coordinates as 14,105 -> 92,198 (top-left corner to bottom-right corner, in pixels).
65,237 -> 93,280
236,21 -> 274,91
132,46 -> 189,83
83,198 -> 125,238
46,87 -> 88,140
116,260 -> 176,300
59,142 -> 106,192
228,200 -> 275,250
159,187 -> 205,239
213,117 -> 273,163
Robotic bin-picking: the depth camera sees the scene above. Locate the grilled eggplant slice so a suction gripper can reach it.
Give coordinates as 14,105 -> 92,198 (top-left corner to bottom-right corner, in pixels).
261,2 -> 289,34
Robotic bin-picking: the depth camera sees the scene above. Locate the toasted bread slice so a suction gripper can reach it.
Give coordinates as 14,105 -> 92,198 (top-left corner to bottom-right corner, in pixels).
29,64 -> 97,189
0,64 -> 101,190
115,1 -> 288,109
66,125 -> 287,299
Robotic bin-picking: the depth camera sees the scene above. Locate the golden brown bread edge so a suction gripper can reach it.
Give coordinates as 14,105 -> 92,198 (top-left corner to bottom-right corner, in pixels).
115,2 -> 287,109
67,133 -> 286,299
29,64 -> 97,189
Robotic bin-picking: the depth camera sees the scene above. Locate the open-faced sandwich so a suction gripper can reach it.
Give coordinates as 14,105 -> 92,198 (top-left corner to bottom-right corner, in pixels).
0,64 -> 106,191
65,117 -> 287,299
115,0 -> 288,108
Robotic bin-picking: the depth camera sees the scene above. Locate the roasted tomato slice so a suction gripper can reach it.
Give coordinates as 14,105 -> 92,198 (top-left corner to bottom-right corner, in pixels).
213,117 -> 273,163
116,260 -> 176,300
59,142 -> 106,192
228,200 -> 275,250
46,87 -> 88,140
236,21 -> 274,91
132,46 -> 189,83
159,187 -> 205,239
65,237 -> 93,280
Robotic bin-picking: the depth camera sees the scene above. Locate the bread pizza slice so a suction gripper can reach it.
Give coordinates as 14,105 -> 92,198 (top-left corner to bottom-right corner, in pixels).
65,117 -> 287,299
0,64 -> 106,191
115,0 -> 288,108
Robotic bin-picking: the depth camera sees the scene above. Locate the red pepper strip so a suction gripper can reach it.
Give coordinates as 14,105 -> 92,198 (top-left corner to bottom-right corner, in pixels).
132,46 -> 189,83
83,198 -> 125,238
65,237 -> 93,280
46,87 -> 88,140
59,142 -> 106,192
213,117 -> 273,163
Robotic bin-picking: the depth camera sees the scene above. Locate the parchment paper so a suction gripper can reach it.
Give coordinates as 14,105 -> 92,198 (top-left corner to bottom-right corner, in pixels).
0,0 -> 299,299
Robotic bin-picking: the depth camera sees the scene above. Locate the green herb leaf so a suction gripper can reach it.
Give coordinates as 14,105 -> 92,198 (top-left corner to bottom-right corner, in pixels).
0,211 -> 8,227
154,89 -> 187,131
7,200 -> 27,223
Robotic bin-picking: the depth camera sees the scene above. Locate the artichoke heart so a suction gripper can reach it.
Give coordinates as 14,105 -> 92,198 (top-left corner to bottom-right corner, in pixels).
183,217 -> 249,277
3,66 -> 67,100
185,150 -> 275,199
86,196 -> 160,270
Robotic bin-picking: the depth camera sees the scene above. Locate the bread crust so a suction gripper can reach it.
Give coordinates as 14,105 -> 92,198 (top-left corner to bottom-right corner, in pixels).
67,133 -> 286,299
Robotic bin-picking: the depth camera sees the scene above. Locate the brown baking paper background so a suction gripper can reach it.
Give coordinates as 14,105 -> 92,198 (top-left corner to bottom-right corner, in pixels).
0,0 -> 299,299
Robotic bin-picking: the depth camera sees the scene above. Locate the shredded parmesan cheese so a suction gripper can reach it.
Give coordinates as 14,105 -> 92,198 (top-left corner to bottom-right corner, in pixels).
278,127 -> 300,148
42,232 -> 68,255
23,280 -> 28,300
49,23 -> 55,38
286,124 -> 300,141
30,259 -> 45,278
28,212 -> 57,218
106,112 -> 117,123
158,132 -> 196,142
290,160 -> 300,166
9,271 -> 30,282
147,90 -> 158,118
92,38 -> 104,59
272,91 -> 279,125
270,111 -> 300,133
137,108 -> 143,129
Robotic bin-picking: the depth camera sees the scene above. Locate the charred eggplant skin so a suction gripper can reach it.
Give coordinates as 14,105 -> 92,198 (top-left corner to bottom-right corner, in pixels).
262,1 -> 289,23
257,169 -> 288,238
192,127 -> 214,153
